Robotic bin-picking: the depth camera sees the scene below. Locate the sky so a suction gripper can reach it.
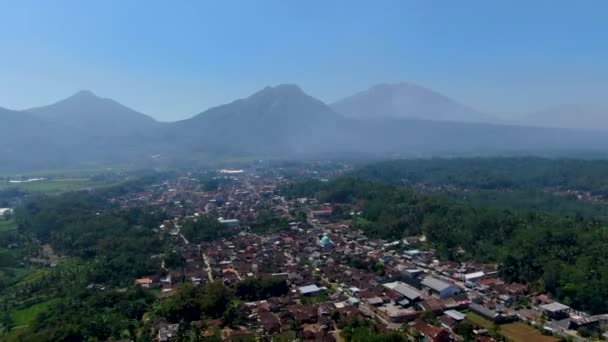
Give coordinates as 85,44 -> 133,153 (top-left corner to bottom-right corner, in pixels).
0,0 -> 607,121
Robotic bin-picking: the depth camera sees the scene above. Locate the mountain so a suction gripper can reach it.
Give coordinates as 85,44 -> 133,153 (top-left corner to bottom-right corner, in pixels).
331,82 -> 494,123
522,104 -> 608,131
3,85 -> 608,173
168,84 -> 347,155
27,90 -> 159,137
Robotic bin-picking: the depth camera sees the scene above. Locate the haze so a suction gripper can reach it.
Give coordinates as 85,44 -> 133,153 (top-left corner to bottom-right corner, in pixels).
1,0 -> 607,121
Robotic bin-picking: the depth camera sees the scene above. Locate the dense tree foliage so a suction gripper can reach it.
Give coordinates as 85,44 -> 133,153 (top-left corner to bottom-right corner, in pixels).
250,209 -> 290,234
155,282 -> 233,323
352,157 -> 608,195
283,177 -> 608,314
15,191 -> 168,286
235,277 -> 289,301
181,215 -> 233,243
20,287 -> 155,341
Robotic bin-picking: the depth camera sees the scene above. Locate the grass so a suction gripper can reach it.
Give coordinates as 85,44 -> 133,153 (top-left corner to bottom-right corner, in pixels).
14,269 -> 50,287
500,322 -> 557,342
11,299 -> 58,327
0,220 -> 17,232
466,312 -> 494,329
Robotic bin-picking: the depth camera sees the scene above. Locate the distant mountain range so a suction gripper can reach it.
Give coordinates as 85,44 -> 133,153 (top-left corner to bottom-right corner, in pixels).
331,82 -> 495,123
1,83 -> 608,172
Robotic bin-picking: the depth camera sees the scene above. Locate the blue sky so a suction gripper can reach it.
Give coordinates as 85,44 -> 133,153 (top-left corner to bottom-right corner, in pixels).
0,0 -> 606,121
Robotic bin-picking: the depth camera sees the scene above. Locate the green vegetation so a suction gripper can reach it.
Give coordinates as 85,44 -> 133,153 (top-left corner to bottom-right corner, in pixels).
154,282 -> 233,323
181,215 -> 233,243
500,322 -> 557,342
0,220 -> 16,232
0,178 -> 102,195
235,277 -> 289,301
352,157 -> 608,194
250,209 -> 290,234
340,318 -> 409,341
283,177 -> 608,314
11,299 -> 58,327
465,312 -> 493,329
350,158 -> 608,220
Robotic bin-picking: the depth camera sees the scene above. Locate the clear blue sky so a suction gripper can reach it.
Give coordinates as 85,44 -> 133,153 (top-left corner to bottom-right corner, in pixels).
1,0 -> 606,121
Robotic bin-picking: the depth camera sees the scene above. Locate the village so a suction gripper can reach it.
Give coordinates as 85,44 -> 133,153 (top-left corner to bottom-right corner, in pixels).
107,166 -> 605,342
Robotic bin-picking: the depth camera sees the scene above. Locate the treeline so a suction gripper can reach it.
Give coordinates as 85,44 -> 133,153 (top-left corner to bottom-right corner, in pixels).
282,177 -> 608,314
352,157 -> 608,195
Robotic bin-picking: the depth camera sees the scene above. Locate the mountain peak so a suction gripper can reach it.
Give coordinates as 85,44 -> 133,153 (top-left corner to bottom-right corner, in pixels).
332,82 -> 493,123
69,90 -> 99,100
252,84 -> 305,98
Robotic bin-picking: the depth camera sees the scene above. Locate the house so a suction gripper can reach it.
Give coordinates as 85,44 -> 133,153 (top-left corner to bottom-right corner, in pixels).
135,277 -> 154,288
410,319 -> 452,342
377,304 -> 417,323
541,302 -> 570,319
444,310 -> 466,322
421,276 -> 460,298
157,322 -> 179,342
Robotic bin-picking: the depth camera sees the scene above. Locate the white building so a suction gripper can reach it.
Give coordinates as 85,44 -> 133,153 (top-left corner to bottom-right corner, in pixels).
421,276 -> 461,298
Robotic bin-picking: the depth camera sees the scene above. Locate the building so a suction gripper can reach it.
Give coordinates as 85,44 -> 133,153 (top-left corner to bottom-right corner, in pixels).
469,303 -> 499,322
310,208 -> 333,219
298,284 -> 326,296
383,281 -> 422,303
317,234 -> 334,250
0,208 -> 11,220
217,217 -> 240,227
421,276 -> 461,298
541,302 -> 570,319
464,271 -> 485,284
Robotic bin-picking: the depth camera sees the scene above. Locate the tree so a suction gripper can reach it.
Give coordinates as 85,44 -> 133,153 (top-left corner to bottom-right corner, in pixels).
165,250 -> 186,271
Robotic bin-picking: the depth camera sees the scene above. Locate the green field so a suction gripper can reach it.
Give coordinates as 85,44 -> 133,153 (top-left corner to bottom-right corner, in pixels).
0,220 -> 17,232
11,299 -> 58,327
466,313 -> 557,342
0,178 -> 97,194
466,312 -> 494,329
0,177 -> 124,196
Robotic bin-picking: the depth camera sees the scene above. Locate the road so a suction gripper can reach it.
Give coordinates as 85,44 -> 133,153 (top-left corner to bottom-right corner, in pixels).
201,251 -> 214,281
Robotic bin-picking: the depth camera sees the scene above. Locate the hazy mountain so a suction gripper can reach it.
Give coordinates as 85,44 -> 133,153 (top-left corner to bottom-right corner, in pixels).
522,104 -> 608,131
27,90 -> 159,137
3,85 -> 608,173
331,82 -> 494,123
168,84 -> 347,155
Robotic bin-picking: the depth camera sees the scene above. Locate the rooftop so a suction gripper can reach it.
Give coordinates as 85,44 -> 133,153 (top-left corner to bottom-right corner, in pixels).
541,302 -> 570,313
421,276 -> 453,292
383,281 -> 422,300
